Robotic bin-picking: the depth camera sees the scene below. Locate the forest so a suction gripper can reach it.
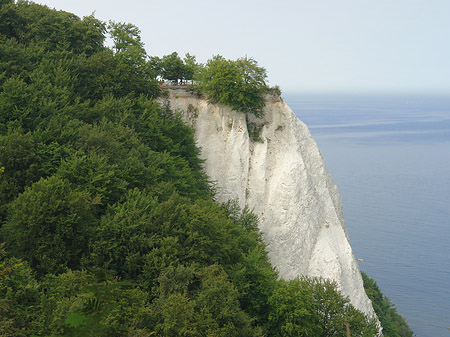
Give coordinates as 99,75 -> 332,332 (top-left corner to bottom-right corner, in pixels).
0,1 -> 411,336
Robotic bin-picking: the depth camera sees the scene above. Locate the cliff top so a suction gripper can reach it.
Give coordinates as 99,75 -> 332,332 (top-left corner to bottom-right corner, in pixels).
161,85 -> 283,104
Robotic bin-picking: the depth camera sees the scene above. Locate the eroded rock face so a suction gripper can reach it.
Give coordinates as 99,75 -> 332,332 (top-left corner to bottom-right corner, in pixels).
163,87 -> 375,317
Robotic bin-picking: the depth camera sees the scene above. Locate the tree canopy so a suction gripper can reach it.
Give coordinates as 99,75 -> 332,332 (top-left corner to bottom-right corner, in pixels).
150,51 -> 199,84
362,272 -> 413,337
197,55 -> 268,116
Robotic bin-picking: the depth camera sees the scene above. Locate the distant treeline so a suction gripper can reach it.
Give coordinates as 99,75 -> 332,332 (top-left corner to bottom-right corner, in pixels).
0,1 -> 411,336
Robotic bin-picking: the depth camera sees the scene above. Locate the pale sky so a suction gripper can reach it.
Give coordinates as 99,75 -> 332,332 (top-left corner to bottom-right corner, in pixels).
35,0 -> 450,94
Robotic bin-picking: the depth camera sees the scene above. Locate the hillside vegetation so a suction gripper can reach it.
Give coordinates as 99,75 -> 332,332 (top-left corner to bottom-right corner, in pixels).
0,1 -> 409,336
362,272 -> 413,337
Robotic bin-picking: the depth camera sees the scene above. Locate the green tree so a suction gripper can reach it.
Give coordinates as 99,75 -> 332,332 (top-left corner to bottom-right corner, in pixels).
39,270 -> 154,337
268,277 -> 378,337
198,55 -> 268,116
87,188 -> 159,280
161,52 -> 185,83
0,1 -> 105,54
1,176 -> 98,276
183,53 -> 199,82
149,55 -> 163,78
229,245 -> 276,330
0,246 -> 40,336
0,0 -> 13,8
362,272 -> 413,337
0,128 -> 39,222
107,20 -> 158,93
151,264 -> 259,337
56,151 -> 128,210
268,278 -> 318,336
108,21 -> 144,55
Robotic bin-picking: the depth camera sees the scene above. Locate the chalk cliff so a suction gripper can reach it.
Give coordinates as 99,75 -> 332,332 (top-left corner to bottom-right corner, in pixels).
163,87 -> 376,317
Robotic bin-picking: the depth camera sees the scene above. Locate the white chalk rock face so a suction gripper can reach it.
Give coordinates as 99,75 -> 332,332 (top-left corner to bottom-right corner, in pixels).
163,88 -> 376,317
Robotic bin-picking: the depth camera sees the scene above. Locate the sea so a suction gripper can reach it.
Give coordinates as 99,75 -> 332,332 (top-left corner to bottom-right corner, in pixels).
283,93 -> 450,337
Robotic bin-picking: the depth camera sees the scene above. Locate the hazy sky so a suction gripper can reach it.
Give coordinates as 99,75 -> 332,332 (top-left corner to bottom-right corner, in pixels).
35,0 -> 450,94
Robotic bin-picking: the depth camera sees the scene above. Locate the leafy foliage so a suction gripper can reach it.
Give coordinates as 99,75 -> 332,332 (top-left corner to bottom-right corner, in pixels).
150,51 -> 200,83
150,264 -> 259,336
2,176 -> 98,275
0,244 -> 40,336
362,272 -> 413,337
197,55 -> 268,116
160,52 -> 185,82
268,277 -> 378,337
38,269 -> 154,336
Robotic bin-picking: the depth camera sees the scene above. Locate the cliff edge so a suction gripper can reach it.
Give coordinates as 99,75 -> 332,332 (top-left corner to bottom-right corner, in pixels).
163,87 -> 376,317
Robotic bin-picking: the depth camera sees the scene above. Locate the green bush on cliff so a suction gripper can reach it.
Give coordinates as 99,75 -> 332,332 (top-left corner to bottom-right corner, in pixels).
268,277 -> 378,337
197,55 -> 268,117
362,272 -> 413,337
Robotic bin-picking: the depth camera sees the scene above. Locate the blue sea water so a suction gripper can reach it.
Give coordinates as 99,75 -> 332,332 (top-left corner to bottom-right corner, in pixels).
283,93 -> 450,337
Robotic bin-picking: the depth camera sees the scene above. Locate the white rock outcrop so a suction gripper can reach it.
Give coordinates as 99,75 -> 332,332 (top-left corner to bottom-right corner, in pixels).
163,87 -> 376,317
